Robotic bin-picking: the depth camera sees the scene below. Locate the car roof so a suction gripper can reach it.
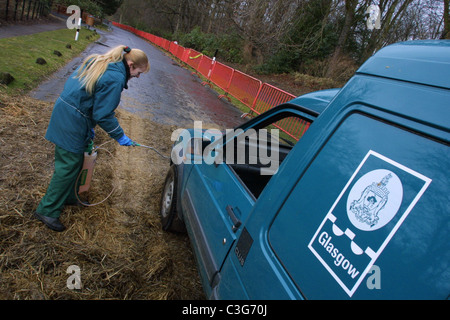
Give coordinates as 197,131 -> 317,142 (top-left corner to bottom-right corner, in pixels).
288,88 -> 340,115
356,40 -> 450,89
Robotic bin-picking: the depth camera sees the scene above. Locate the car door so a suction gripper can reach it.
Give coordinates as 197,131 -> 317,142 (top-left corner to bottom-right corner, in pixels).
181,139 -> 255,286
180,106 -> 316,289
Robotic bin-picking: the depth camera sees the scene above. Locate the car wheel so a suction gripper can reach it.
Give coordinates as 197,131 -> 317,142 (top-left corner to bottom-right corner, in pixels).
159,165 -> 185,232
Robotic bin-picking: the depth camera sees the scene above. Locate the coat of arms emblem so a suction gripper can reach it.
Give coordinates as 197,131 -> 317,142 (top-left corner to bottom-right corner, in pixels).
349,173 -> 392,228
346,169 -> 403,231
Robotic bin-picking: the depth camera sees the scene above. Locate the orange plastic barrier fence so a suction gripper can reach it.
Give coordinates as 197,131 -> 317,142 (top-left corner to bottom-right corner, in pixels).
185,49 -> 203,71
112,22 -> 309,140
209,61 -> 234,93
197,55 -> 215,80
249,83 -> 306,140
250,83 -> 296,115
223,70 -> 262,108
169,41 -> 179,56
177,46 -> 189,63
274,116 -> 311,141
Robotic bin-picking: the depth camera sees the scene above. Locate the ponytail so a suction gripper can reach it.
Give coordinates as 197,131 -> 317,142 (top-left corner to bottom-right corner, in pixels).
75,45 -> 149,95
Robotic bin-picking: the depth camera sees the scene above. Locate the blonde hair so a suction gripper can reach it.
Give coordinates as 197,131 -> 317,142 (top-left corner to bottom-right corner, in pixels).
76,45 -> 150,94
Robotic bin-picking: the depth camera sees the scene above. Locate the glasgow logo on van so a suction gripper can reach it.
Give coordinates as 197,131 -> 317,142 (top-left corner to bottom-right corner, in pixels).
308,150 -> 431,297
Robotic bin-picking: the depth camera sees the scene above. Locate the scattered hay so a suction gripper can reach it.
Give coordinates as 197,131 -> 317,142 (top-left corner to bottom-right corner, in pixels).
0,90 -> 204,300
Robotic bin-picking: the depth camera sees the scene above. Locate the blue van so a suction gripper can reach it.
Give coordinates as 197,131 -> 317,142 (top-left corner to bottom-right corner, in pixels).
159,40 -> 450,299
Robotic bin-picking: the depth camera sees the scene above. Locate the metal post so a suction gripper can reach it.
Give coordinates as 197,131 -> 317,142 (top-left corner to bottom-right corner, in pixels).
75,17 -> 81,41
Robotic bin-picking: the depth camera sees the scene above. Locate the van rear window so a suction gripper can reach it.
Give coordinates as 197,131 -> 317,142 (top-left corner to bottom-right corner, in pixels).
268,112 -> 449,299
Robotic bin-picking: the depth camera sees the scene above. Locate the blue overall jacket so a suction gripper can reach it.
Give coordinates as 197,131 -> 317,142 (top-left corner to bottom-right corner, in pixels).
45,59 -> 130,153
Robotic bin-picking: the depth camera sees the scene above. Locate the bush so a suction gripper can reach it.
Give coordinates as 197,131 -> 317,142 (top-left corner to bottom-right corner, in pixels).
177,27 -> 243,63
253,48 -> 300,74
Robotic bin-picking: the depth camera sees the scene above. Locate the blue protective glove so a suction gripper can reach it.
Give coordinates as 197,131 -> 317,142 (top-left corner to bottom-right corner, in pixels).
117,134 -> 133,146
90,128 -> 95,140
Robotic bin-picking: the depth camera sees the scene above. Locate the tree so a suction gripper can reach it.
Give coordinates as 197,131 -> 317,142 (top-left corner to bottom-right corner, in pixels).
443,0 -> 449,39
359,0 -> 414,62
112,0 -> 448,77
93,0 -> 123,16
326,0 -> 358,77
53,0 -> 118,17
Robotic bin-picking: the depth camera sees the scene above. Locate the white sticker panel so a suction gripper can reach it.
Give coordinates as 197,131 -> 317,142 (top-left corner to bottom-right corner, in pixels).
308,150 -> 431,297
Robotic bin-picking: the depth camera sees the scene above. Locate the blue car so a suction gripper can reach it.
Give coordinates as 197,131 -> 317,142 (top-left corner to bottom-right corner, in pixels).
159,40 -> 450,299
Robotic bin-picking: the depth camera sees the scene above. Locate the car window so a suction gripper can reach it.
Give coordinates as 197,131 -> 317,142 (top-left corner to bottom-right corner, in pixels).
224,112 -> 313,198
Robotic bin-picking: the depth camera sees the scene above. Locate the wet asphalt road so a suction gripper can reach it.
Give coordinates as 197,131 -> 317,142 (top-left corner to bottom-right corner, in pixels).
30,25 -> 245,129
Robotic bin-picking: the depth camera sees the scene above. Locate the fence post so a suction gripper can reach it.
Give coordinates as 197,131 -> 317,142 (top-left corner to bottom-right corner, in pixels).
245,84 -> 263,118
219,67 -> 234,102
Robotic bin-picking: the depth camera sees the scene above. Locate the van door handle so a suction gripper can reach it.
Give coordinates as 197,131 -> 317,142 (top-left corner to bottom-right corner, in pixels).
226,205 -> 242,232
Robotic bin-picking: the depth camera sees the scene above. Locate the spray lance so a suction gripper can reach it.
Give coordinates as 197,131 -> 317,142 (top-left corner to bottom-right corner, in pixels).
131,142 -> 170,159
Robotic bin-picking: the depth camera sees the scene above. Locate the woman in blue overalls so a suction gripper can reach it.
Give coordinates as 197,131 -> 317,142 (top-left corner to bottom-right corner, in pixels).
35,45 -> 150,231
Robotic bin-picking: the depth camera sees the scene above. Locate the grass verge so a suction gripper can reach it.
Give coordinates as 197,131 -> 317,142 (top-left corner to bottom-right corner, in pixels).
0,27 -> 99,94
